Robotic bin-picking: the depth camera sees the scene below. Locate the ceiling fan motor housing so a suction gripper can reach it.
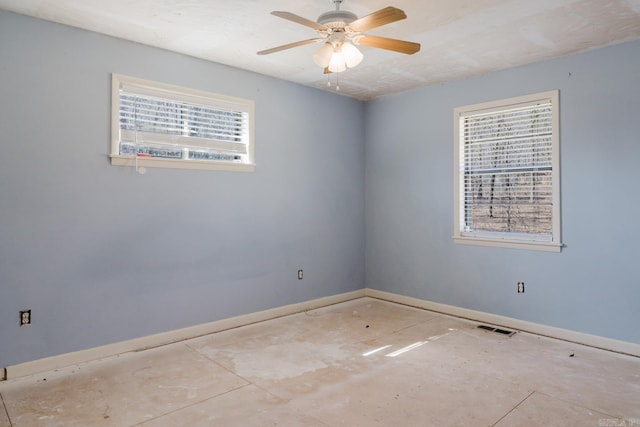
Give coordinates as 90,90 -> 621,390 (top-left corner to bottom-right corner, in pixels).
317,10 -> 357,28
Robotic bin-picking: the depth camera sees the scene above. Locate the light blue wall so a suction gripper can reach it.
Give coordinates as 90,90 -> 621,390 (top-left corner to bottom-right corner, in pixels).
2,9 -> 638,369
0,11 -> 365,367
365,40 -> 640,344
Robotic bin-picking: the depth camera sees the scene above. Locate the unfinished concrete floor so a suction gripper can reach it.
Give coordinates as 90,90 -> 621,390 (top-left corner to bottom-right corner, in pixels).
1,297 -> 639,426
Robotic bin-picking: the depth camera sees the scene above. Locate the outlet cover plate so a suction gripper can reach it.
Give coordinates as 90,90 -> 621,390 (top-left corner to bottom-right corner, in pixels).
20,309 -> 31,326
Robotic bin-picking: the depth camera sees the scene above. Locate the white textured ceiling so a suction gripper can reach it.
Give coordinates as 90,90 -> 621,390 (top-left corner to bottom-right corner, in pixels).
1,0 -> 640,100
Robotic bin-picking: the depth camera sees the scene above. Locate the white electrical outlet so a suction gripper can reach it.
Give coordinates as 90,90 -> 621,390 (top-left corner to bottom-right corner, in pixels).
298,269 -> 304,280
517,282 -> 525,293
20,309 -> 31,326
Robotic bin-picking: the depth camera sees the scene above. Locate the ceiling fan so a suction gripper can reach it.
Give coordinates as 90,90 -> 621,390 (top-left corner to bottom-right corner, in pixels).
257,0 -> 420,74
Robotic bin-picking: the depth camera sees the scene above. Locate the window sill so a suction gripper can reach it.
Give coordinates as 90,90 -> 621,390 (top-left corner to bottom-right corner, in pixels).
453,236 -> 562,252
110,155 -> 255,173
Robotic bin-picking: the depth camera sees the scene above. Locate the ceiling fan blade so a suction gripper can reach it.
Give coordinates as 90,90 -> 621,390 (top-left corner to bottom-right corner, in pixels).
357,35 -> 420,55
347,6 -> 407,33
257,38 -> 324,55
271,11 -> 328,31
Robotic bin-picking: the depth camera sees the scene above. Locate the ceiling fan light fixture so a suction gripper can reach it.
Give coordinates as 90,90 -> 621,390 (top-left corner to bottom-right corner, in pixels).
313,42 -> 334,67
328,51 -> 347,73
341,41 -> 363,68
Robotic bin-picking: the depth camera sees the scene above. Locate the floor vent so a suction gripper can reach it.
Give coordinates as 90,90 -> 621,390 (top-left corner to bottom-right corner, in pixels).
477,325 -> 516,337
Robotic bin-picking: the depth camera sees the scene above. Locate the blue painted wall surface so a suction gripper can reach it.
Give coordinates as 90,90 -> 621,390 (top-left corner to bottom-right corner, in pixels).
365,40 -> 640,344
0,11 -> 365,367
2,9 -> 639,369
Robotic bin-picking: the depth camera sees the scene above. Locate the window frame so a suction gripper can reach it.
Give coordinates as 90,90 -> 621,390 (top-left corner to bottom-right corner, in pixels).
453,90 -> 562,252
110,73 -> 255,172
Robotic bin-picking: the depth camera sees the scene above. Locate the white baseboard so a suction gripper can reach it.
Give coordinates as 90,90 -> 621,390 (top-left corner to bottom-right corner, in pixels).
364,288 -> 640,358
3,290 -> 365,381
5,287 -> 638,381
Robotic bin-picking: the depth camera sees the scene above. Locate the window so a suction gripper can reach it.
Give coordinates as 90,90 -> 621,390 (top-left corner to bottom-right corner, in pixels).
453,90 -> 561,251
111,74 -> 255,172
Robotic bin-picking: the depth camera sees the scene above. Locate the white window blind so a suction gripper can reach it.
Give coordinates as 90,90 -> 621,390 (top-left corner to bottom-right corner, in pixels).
454,91 -> 561,251
111,74 -> 255,172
